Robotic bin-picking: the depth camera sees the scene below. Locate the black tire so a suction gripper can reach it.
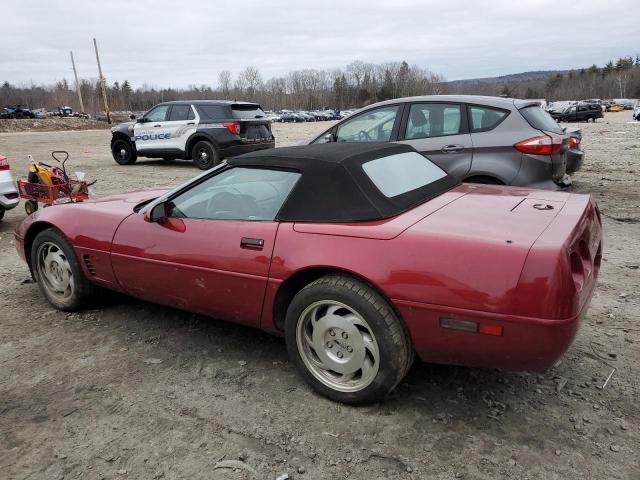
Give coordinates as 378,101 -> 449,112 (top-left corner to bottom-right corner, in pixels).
111,139 -> 137,165
0,207 -> 4,221
30,228 -> 95,311
25,200 -> 38,215
191,140 -> 220,170
284,275 -> 414,405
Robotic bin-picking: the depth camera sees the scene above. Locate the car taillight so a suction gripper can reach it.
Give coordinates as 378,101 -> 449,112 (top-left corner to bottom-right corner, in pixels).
0,156 -> 9,171
223,122 -> 241,135
568,136 -> 580,149
514,134 -> 563,155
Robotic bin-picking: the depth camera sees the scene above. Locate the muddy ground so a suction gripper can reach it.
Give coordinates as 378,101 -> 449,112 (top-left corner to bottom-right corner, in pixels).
0,114 -> 638,480
0,118 -> 111,134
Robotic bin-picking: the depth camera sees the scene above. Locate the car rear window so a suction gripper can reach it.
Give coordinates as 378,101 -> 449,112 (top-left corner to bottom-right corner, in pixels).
362,151 -> 447,198
231,105 -> 266,119
520,105 -> 563,134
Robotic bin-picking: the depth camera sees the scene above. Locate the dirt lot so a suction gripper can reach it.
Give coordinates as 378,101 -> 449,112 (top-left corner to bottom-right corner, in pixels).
1,114 -> 639,480
0,118 -> 111,134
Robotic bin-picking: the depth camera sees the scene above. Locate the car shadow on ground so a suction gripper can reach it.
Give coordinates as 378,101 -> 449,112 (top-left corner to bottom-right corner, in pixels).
94,292 -> 535,422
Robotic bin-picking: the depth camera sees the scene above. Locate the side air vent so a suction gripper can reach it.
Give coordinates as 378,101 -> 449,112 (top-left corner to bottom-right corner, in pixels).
82,254 -> 96,276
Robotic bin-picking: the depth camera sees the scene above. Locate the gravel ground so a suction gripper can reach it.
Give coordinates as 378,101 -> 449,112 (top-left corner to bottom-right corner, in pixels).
0,114 -> 638,480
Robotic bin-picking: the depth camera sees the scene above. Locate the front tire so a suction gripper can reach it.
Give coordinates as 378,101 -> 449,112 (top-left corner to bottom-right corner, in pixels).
31,228 -> 95,311
111,139 -> 137,165
0,207 -> 4,221
285,275 -> 413,405
192,141 -> 220,170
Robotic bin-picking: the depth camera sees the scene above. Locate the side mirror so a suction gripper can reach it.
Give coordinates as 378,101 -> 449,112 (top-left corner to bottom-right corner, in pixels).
144,202 -> 168,223
136,117 -> 147,123
324,133 -> 335,143
129,114 -> 137,120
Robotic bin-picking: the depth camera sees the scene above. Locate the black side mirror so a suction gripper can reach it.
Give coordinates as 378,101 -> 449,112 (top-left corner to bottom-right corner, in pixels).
144,202 -> 167,223
136,117 -> 147,123
129,114 -> 137,120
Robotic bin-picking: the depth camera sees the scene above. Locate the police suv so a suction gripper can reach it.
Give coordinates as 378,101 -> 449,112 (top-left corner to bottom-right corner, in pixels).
110,100 -> 275,169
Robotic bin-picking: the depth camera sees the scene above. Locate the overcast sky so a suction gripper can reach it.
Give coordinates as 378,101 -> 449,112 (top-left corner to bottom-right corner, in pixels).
2,0 -> 639,88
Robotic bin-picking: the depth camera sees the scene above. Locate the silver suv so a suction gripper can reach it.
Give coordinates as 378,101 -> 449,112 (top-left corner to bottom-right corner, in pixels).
309,95 -> 570,189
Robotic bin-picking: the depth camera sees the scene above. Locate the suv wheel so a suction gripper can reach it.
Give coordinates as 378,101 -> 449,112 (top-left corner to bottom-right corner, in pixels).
111,139 -> 137,165
192,141 -> 220,170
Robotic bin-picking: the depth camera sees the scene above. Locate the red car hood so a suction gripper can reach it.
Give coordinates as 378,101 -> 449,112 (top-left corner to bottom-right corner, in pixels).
87,187 -> 171,212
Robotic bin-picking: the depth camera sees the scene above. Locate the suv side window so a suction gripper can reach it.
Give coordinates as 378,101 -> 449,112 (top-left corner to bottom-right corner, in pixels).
145,105 -> 169,122
197,105 -> 229,121
405,103 -> 462,139
469,106 -> 508,132
577,106 -> 588,112
334,105 -> 400,143
168,105 -> 194,121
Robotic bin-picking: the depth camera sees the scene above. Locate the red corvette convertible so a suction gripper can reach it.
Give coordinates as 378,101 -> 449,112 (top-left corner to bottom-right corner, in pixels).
15,143 -> 602,404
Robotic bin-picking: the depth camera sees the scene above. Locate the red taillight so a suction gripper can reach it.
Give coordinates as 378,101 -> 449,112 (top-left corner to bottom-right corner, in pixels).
478,324 -> 504,337
568,136 -> 580,149
0,155 -> 9,171
223,122 -> 241,135
514,134 -> 563,155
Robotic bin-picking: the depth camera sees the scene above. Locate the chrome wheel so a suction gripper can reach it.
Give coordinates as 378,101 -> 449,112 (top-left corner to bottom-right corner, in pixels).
36,241 -> 74,302
119,148 -> 127,160
296,300 -> 380,393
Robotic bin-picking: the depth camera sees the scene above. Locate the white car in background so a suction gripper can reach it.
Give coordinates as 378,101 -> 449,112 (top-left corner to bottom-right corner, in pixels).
0,155 -> 19,220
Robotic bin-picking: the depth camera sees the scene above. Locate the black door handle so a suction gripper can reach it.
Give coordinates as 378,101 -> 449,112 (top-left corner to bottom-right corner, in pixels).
154,124 -> 161,127
441,144 -> 464,153
187,122 -> 195,125
240,237 -> 264,249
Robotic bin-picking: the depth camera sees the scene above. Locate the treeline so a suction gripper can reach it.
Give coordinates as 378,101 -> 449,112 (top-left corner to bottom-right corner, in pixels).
450,55 -> 640,101
0,60 -> 446,115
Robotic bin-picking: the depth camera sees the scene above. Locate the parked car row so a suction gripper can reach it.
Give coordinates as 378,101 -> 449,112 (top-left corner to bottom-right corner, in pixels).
110,96 -> 585,190
266,110 -> 343,122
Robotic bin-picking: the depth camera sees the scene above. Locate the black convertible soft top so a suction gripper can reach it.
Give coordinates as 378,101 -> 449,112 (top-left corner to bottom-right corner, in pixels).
227,142 -> 460,222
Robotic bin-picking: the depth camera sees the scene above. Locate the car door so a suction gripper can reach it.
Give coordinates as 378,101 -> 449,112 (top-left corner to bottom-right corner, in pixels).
110,166 -> 301,327
164,104 -> 198,151
396,102 -> 472,180
133,104 -> 171,152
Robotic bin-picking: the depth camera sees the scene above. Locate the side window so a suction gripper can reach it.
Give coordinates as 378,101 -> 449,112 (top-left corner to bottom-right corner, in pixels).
145,105 -> 169,122
335,106 -> 399,142
577,106 -> 587,112
469,106 -> 508,132
168,105 -> 194,121
197,105 -> 229,120
405,103 -> 461,139
167,167 -> 301,221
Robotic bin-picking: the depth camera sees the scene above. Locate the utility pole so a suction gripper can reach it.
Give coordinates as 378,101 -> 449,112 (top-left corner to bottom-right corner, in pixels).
93,38 -> 111,124
69,51 -> 85,114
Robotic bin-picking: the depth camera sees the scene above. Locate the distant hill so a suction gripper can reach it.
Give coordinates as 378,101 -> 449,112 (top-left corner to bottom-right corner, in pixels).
449,70 -> 569,87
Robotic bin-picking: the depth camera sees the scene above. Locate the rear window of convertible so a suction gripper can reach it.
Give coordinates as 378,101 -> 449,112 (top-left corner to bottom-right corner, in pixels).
362,152 -> 447,198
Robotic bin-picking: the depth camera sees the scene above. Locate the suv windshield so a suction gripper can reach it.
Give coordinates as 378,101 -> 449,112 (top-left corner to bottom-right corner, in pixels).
519,106 -> 563,134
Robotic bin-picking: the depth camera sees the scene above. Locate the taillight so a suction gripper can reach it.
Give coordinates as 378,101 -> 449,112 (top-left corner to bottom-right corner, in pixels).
223,122 -> 241,135
568,136 -> 580,149
514,134 -> 563,155
0,155 -> 9,171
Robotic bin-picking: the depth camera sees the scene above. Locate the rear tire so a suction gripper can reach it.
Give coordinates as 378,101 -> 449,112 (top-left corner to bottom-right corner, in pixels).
192,140 -> 220,170
30,228 -> 96,311
284,275 -> 413,405
111,139 -> 137,165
